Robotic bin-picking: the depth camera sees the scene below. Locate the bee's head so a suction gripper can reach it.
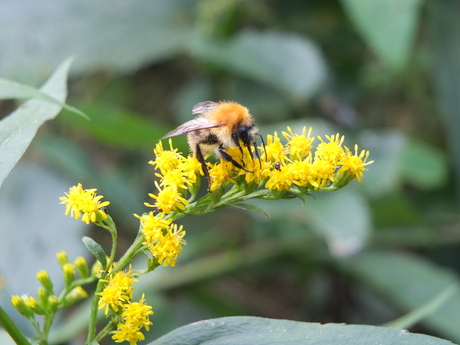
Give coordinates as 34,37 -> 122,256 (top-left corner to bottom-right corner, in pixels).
236,124 -> 253,145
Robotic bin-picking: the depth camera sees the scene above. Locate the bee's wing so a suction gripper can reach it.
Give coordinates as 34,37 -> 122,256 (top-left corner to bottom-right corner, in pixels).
192,101 -> 218,114
160,117 -> 221,140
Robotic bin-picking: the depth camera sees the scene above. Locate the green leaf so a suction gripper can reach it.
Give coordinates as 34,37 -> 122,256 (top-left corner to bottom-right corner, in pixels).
0,0 -> 196,82
82,237 -> 107,268
0,77 -> 87,118
429,0 -> 460,199
342,252 -> 460,343
151,316 -> 454,345
59,103 -> 168,149
341,0 -> 422,70
229,203 -> 270,218
304,189 -> 371,257
401,139 -> 448,190
0,59 -> 73,189
385,284 -> 459,330
359,129 -> 406,197
188,30 -> 327,100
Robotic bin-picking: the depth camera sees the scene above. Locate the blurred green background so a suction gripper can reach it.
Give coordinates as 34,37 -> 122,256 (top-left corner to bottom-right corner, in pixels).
2,0 -> 460,343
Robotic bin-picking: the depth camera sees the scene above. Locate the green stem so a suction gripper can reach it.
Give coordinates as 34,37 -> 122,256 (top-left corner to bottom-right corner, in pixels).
111,233 -> 146,275
85,278 -> 106,344
0,304 -> 32,345
97,215 -> 118,269
42,313 -> 55,343
94,319 -> 117,343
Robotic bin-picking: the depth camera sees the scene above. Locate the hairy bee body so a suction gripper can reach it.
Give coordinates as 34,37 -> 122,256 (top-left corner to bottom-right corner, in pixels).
161,101 -> 264,179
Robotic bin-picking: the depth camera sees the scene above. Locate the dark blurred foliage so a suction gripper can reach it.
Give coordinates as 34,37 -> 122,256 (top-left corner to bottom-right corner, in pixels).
2,0 -> 460,343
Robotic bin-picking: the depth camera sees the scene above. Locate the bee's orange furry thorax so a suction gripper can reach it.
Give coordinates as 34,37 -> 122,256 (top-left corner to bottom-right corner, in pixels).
208,102 -> 253,130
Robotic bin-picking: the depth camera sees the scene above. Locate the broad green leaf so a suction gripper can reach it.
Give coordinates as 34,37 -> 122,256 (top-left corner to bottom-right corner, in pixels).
385,284 -> 459,330
401,139 -> 448,190
429,0 -> 460,199
59,103 -> 169,149
229,203 -> 270,218
359,130 -> 407,197
151,316 -> 454,345
342,252 -> 460,343
341,0 -> 422,70
0,0 -> 196,83
82,237 -> 107,268
0,59 -> 72,189
0,78 -> 87,118
303,189 -> 371,257
188,30 -> 327,100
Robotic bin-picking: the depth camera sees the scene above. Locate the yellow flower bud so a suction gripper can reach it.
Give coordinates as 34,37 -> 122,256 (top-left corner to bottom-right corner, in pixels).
56,251 -> 69,267
48,295 -> 59,314
61,286 -> 88,307
63,263 -> 76,287
36,270 -> 54,295
74,257 -> 90,278
25,296 -> 45,315
37,287 -> 49,310
11,295 -> 34,319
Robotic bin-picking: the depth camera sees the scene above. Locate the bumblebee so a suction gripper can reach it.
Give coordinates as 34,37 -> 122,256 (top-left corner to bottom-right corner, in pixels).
161,101 -> 265,178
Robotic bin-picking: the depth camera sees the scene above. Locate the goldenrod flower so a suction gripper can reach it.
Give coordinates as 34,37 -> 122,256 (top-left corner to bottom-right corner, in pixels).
283,126 -> 314,161
208,160 -> 235,191
60,183 -> 110,224
311,159 -> 336,189
98,268 -> 138,314
135,212 -> 172,245
147,182 -> 189,214
150,140 -> 182,175
263,132 -> 285,162
121,294 -> 153,330
156,169 -> 188,189
112,294 -> 153,345
336,145 -> 374,184
112,323 -> 145,345
245,159 -> 270,185
265,167 -> 293,191
148,224 -> 186,267
315,134 -> 345,165
179,155 -> 203,183
289,159 -> 314,188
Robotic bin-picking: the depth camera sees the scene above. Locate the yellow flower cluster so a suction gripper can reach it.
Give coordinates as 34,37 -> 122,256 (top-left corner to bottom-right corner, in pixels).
98,268 -> 153,345
148,126 -> 372,196
98,267 -> 138,315
112,294 -> 153,345
145,140 -> 202,213
135,212 -> 186,267
60,183 -> 110,224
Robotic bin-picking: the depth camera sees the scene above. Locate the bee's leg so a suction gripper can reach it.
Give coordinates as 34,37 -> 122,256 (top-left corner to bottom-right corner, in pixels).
231,133 -> 246,167
252,141 -> 262,168
218,145 -> 253,173
195,143 -> 210,180
256,134 -> 267,168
